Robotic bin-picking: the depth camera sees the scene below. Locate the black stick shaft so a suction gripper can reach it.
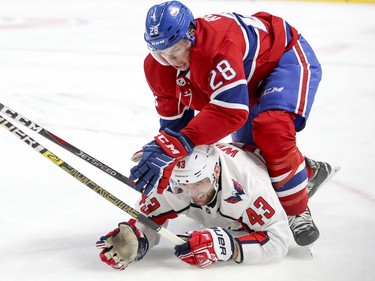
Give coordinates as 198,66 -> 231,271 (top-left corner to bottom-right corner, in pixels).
0,103 -> 136,189
0,113 -> 184,245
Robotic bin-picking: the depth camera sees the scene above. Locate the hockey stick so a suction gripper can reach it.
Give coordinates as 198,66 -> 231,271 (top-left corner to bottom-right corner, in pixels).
0,103 -> 136,189
0,113 -> 184,245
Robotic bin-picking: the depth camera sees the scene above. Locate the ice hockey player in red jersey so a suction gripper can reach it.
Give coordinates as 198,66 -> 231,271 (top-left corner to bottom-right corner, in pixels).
129,1 -> 337,247
97,144 -> 290,269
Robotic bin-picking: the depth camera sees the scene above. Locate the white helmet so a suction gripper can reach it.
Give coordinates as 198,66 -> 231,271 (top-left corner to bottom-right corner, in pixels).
171,145 -> 219,185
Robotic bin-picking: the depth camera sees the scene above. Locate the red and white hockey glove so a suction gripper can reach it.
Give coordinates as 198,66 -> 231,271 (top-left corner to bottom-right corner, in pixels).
129,128 -> 193,195
96,220 -> 149,270
174,227 -> 235,268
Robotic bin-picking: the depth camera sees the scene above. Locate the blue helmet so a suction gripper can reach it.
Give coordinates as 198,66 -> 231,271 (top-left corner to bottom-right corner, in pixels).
144,1 -> 195,51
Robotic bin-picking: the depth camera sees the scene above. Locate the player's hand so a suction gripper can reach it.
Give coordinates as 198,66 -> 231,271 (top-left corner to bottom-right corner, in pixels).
129,128 -> 193,195
96,220 -> 149,270
174,227 -> 236,268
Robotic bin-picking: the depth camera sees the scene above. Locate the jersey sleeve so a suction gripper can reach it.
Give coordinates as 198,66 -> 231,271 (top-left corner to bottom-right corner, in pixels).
181,37 -> 249,144
144,54 -> 194,132
233,178 -> 290,264
134,190 -> 190,248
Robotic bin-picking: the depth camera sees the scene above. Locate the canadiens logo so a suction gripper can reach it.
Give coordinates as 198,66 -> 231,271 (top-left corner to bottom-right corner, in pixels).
176,77 -> 186,86
224,179 -> 245,204
170,7 -> 180,17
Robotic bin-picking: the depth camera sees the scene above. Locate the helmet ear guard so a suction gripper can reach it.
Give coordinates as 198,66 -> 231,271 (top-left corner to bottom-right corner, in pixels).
144,1 -> 196,51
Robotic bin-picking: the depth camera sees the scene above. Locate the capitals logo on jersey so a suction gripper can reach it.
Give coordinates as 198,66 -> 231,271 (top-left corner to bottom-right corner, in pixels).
224,179 -> 245,204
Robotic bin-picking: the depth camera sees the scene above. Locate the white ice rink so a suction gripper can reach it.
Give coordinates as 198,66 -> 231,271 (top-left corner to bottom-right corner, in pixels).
1,0 -> 374,280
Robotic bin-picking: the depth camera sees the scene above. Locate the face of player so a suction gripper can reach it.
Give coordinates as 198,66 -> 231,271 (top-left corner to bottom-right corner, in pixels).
179,178 -> 216,206
157,39 -> 192,71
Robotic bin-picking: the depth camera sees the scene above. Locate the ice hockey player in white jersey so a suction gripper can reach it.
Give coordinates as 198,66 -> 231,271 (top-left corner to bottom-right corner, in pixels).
96,143 -> 290,269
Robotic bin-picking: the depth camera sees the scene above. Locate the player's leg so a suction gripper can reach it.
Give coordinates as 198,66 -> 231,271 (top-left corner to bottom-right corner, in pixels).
252,110 -> 318,246
251,35 -> 324,246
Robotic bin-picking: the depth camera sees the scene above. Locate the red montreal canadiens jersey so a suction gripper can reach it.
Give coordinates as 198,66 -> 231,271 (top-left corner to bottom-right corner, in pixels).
144,12 -> 298,145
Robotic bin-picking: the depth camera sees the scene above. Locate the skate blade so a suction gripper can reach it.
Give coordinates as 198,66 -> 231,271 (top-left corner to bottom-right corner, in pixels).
326,166 -> 341,184
288,245 -> 314,259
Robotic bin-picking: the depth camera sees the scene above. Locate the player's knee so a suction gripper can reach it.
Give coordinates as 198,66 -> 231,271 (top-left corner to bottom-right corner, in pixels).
253,110 -> 305,188
253,110 -> 297,158
252,110 -> 300,168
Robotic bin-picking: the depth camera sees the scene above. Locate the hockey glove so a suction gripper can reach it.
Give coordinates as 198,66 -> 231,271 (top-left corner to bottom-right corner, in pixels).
96,220 -> 149,270
129,128 -> 193,195
174,227 -> 235,268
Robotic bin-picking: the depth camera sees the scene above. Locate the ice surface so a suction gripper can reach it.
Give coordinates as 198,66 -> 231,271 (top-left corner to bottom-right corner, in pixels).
1,0 -> 374,280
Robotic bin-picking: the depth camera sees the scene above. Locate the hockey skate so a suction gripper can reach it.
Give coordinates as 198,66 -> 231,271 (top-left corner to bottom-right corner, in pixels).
288,207 -> 319,246
305,157 -> 341,198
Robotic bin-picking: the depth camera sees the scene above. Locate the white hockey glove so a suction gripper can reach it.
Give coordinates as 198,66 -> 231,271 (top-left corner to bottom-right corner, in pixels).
96,220 -> 149,270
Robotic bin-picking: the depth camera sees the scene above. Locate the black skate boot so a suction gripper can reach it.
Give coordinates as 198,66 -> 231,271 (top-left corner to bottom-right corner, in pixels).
305,157 -> 339,198
288,207 -> 319,246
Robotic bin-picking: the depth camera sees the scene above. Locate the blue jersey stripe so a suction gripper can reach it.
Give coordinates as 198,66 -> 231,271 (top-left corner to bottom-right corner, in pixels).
213,83 -> 249,107
160,108 -> 194,132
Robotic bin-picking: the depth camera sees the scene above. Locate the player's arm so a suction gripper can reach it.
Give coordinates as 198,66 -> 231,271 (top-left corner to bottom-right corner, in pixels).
129,55 -> 195,195
133,191 -> 180,247
181,42 -> 249,145
155,93 -> 195,133
185,191 -> 290,266
144,53 -> 194,132
235,188 -> 290,264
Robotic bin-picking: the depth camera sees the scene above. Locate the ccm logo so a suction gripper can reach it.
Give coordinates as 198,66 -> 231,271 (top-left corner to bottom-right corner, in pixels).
156,134 -> 181,155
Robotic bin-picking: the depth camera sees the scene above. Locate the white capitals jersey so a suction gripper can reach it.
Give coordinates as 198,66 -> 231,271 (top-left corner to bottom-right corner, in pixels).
134,142 -> 290,264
